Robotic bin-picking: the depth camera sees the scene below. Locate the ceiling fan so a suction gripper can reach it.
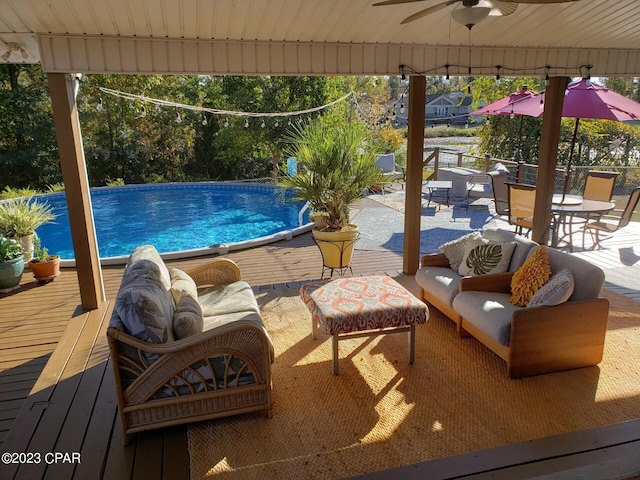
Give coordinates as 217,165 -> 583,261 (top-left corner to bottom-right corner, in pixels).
372,0 -> 581,26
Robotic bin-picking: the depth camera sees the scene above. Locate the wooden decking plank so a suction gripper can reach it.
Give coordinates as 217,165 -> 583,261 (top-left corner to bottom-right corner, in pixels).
0,387 -> 32,403
161,427 -> 190,480
0,308 -> 92,479
463,440 -> 640,480
73,359 -> 119,480
102,408 -> 136,480
41,303 -> 112,480
131,431 -> 164,480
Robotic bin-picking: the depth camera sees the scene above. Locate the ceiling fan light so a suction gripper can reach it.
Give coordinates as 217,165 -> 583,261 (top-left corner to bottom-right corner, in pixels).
451,6 -> 491,28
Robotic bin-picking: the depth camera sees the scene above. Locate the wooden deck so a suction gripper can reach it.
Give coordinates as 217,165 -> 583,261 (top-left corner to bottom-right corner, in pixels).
1,210 -> 639,479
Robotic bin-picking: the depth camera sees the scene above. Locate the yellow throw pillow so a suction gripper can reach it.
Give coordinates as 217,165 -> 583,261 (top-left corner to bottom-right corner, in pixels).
509,246 -> 551,307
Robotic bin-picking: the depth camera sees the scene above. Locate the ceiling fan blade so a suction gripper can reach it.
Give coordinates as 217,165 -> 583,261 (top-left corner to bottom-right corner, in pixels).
504,0 -> 580,3
400,1 -> 458,24
372,0 -> 432,6
482,0 -> 518,16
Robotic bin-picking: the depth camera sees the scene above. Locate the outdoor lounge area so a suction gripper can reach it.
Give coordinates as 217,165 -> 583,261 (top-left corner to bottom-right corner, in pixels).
1,193 -> 640,479
2,1 -> 640,478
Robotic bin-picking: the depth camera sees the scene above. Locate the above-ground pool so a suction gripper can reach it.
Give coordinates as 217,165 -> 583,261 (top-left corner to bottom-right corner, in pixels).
35,182 -> 311,263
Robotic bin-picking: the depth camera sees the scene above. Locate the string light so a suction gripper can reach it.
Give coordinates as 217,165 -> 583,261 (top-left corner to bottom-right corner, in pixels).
545,66 -> 551,86
224,118 -> 229,128
96,87 -> 353,125
261,119 -> 266,128
244,119 -> 249,128
496,65 -> 501,82
175,111 -> 181,123
140,105 -> 146,118
201,115 -> 207,126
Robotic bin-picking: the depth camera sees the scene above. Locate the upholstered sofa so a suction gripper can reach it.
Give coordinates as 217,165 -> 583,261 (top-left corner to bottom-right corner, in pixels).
416,228 -> 609,378
107,245 -> 273,444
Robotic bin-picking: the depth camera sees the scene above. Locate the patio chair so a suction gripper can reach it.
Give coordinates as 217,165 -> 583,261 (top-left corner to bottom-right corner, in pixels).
583,186 -> 640,250
375,153 -> 405,188
507,182 -> 536,237
489,170 -> 510,217
565,170 -> 620,244
583,170 -> 619,201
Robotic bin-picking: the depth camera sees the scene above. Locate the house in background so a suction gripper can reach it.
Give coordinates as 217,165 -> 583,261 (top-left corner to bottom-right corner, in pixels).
393,92 -> 482,127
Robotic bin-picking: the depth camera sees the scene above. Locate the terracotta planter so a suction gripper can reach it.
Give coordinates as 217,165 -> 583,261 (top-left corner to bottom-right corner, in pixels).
0,256 -> 25,292
29,256 -> 61,283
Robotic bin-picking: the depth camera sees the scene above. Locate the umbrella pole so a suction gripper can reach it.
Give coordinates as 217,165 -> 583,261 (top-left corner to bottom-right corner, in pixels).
516,115 -> 524,162
562,118 -> 580,202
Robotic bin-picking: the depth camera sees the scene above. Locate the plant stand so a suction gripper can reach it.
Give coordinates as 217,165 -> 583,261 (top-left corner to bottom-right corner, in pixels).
312,230 -> 360,279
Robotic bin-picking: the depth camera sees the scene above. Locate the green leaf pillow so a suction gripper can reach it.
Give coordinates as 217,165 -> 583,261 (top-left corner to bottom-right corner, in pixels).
458,237 -> 517,277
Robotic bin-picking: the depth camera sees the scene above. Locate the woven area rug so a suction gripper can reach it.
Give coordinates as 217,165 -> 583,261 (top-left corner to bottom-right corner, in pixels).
188,277 -> 640,479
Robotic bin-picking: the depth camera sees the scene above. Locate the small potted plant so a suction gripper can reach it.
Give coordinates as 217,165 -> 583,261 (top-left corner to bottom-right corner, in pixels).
0,196 -> 57,262
0,236 -> 24,292
29,237 -> 61,283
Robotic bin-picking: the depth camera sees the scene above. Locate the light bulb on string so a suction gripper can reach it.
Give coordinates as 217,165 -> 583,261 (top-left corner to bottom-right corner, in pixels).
261,119 -> 266,128
244,118 -> 249,128
297,117 -> 302,124
510,106 -> 515,119
288,118 -> 292,126
175,111 -> 182,123
96,97 -> 103,112
202,115 -> 208,126
274,119 -> 279,127
140,105 -> 146,118
545,66 -> 551,86
224,118 -> 229,128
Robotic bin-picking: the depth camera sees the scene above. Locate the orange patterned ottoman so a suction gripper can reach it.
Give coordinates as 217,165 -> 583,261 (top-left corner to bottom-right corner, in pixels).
299,275 -> 428,374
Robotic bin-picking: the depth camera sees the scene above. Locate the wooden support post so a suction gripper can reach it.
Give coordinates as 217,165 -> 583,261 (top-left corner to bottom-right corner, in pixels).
403,75 -> 426,275
532,76 -> 568,245
47,73 -> 105,310
457,152 -> 463,167
484,153 -> 491,172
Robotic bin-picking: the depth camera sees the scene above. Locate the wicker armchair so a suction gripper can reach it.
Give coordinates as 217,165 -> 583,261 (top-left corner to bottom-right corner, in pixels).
107,252 -> 273,444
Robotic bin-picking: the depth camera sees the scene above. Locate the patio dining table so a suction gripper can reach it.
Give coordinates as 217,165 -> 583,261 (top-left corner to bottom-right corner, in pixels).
550,194 -> 615,249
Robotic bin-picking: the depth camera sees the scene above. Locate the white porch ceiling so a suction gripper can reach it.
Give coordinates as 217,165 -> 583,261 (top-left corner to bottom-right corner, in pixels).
1,0 -> 639,76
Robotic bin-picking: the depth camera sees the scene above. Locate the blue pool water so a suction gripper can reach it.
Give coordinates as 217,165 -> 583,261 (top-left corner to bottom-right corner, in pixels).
35,183 -> 309,260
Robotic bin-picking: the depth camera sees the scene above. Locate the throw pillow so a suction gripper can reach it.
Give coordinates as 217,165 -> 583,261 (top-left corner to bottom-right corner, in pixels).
527,268 -> 574,307
509,246 -> 551,306
458,238 -> 517,276
169,267 -> 199,306
439,231 -> 482,271
115,260 -> 175,345
173,293 -> 204,339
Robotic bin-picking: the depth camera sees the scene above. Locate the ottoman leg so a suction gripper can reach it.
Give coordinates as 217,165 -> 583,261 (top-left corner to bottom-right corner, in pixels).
332,335 -> 339,375
408,325 -> 416,365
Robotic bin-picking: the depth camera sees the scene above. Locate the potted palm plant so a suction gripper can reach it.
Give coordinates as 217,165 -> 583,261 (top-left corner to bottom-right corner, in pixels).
29,237 -> 61,283
0,236 -> 24,292
0,196 -> 57,262
280,120 -> 383,273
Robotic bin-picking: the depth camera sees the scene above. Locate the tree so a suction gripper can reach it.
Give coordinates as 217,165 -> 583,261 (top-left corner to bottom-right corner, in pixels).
0,65 -> 60,190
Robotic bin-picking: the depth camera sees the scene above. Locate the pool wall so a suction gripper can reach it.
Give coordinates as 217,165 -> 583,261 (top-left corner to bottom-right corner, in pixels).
29,182 -> 313,267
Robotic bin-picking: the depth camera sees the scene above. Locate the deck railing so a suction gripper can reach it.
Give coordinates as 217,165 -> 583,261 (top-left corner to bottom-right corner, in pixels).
424,148 -> 640,200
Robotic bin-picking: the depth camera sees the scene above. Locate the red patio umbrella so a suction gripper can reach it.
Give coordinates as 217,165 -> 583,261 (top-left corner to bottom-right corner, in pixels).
519,79 -> 640,197
472,86 -> 542,117
471,86 -> 542,161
